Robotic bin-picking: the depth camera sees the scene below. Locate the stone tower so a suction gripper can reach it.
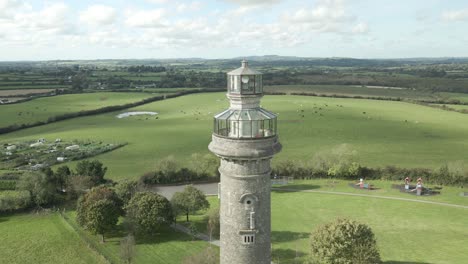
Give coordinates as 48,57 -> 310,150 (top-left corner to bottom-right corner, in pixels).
209,60 -> 282,264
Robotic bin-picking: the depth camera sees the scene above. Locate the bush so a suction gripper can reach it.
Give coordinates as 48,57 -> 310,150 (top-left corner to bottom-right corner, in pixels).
309,218 -> 381,264
0,180 -> 16,190
0,191 -> 31,212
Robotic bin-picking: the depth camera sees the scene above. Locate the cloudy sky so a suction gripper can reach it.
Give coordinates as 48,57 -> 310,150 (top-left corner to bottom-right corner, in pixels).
1,0 -> 468,60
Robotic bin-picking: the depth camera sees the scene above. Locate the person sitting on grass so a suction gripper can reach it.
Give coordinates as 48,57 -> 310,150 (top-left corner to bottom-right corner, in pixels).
355,178 -> 364,188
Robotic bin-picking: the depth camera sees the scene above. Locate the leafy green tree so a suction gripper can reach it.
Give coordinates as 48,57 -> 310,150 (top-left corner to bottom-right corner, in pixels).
18,171 -> 57,206
71,73 -> 88,91
171,185 -> 209,222
155,155 -> 178,175
76,186 -> 122,242
75,160 -> 107,185
309,218 -> 381,264
125,192 -> 173,235
190,153 -> 219,177
115,180 -> 139,205
55,165 -> 71,191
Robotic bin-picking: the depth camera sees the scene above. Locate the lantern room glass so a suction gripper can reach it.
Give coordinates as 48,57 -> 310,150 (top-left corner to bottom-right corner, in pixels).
213,108 -> 277,139
228,74 -> 263,95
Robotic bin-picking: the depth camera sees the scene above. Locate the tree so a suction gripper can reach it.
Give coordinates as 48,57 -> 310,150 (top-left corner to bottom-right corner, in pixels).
71,73 -> 88,91
309,218 -> 381,264
155,155 -> 178,175
76,186 -> 122,242
75,160 -> 107,185
115,180 -> 139,205
171,185 -> 209,222
125,192 -> 173,235
120,234 -> 136,264
190,153 -> 219,177
55,165 -> 71,191
18,171 -> 57,206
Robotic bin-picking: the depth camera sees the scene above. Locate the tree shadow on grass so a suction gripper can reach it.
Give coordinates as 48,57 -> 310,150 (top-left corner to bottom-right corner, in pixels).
271,230 -> 309,243
135,225 -> 194,245
384,261 -> 432,264
271,248 -> 306,263
272,184 -> 320,191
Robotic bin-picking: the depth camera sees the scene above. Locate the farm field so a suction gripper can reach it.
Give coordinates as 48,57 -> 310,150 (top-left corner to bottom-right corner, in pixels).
0,92 -> 155,128
0,89 -> 55,96
264,84 -> 468,104
264,84 -> 439,100
0,213 -> 106,264
1,93 -> 468,181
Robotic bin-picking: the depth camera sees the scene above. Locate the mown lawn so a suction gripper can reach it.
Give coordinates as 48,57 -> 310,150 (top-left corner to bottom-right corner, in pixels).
179,186 -> 468,264
1,93 -> 468,181
63,211 -> 217,264
270,191 -> 468,264
0,213 -> 106,264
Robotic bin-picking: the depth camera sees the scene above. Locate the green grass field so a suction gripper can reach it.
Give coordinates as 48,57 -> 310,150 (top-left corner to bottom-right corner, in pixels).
0,213 -> 106,264
105,182 -> 468,264
1,93 -> 468,180
63,211 -> 216,264
270,191 -> 467,264
175,181 -> 468,264
0,92 -> 154,128
265,84 -> 440,100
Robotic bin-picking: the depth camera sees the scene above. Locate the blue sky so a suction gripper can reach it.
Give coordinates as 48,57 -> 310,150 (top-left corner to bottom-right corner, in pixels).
0,0 -> 467,60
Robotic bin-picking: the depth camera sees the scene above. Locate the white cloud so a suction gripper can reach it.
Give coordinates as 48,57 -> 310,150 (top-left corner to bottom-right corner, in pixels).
441,9 -> 468,21
14,2 -> 74,34
352,22 -> 369,34
79,5 -> 117,26
146,0 -> 169,4
125,9 -> 167,28
0,0 -> 25,18
285,0 -> 354,25
176,1 -> 202,13
224,0 -> 281,6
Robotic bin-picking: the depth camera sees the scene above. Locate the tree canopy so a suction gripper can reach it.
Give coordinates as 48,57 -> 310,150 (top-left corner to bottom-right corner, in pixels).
309,218 -> 381,264
171,185 -> 209,222
125,192 -> 173,234
76,186 -> 122,242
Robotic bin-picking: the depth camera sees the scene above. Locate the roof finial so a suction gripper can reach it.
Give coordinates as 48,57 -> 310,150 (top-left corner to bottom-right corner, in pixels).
241,59 -> 248,68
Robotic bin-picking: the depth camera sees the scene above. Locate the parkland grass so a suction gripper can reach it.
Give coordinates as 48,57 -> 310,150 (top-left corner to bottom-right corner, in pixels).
1,93 -> 468,181
0,213 -> 107,264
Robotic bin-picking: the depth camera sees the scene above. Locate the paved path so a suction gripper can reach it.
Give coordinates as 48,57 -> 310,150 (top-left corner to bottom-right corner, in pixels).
148,183 -> 218,199
171,223 -> 220,247
273,188 -> 468,209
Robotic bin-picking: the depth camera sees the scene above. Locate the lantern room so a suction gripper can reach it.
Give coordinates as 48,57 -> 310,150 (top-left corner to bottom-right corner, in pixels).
213,108 -> 277,139
227,60 -> 263,95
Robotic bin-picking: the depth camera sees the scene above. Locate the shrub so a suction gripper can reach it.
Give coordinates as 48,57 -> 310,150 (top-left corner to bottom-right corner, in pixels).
309,218 -> 381,264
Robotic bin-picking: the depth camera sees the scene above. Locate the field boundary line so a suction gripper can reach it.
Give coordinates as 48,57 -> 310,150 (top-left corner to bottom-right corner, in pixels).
58,211 -> 115,264
273,188 -> 468,209
0,88 -> 223,135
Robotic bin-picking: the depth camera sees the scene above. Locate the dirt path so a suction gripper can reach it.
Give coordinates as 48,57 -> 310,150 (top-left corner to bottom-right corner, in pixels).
273,188 -> 468,209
